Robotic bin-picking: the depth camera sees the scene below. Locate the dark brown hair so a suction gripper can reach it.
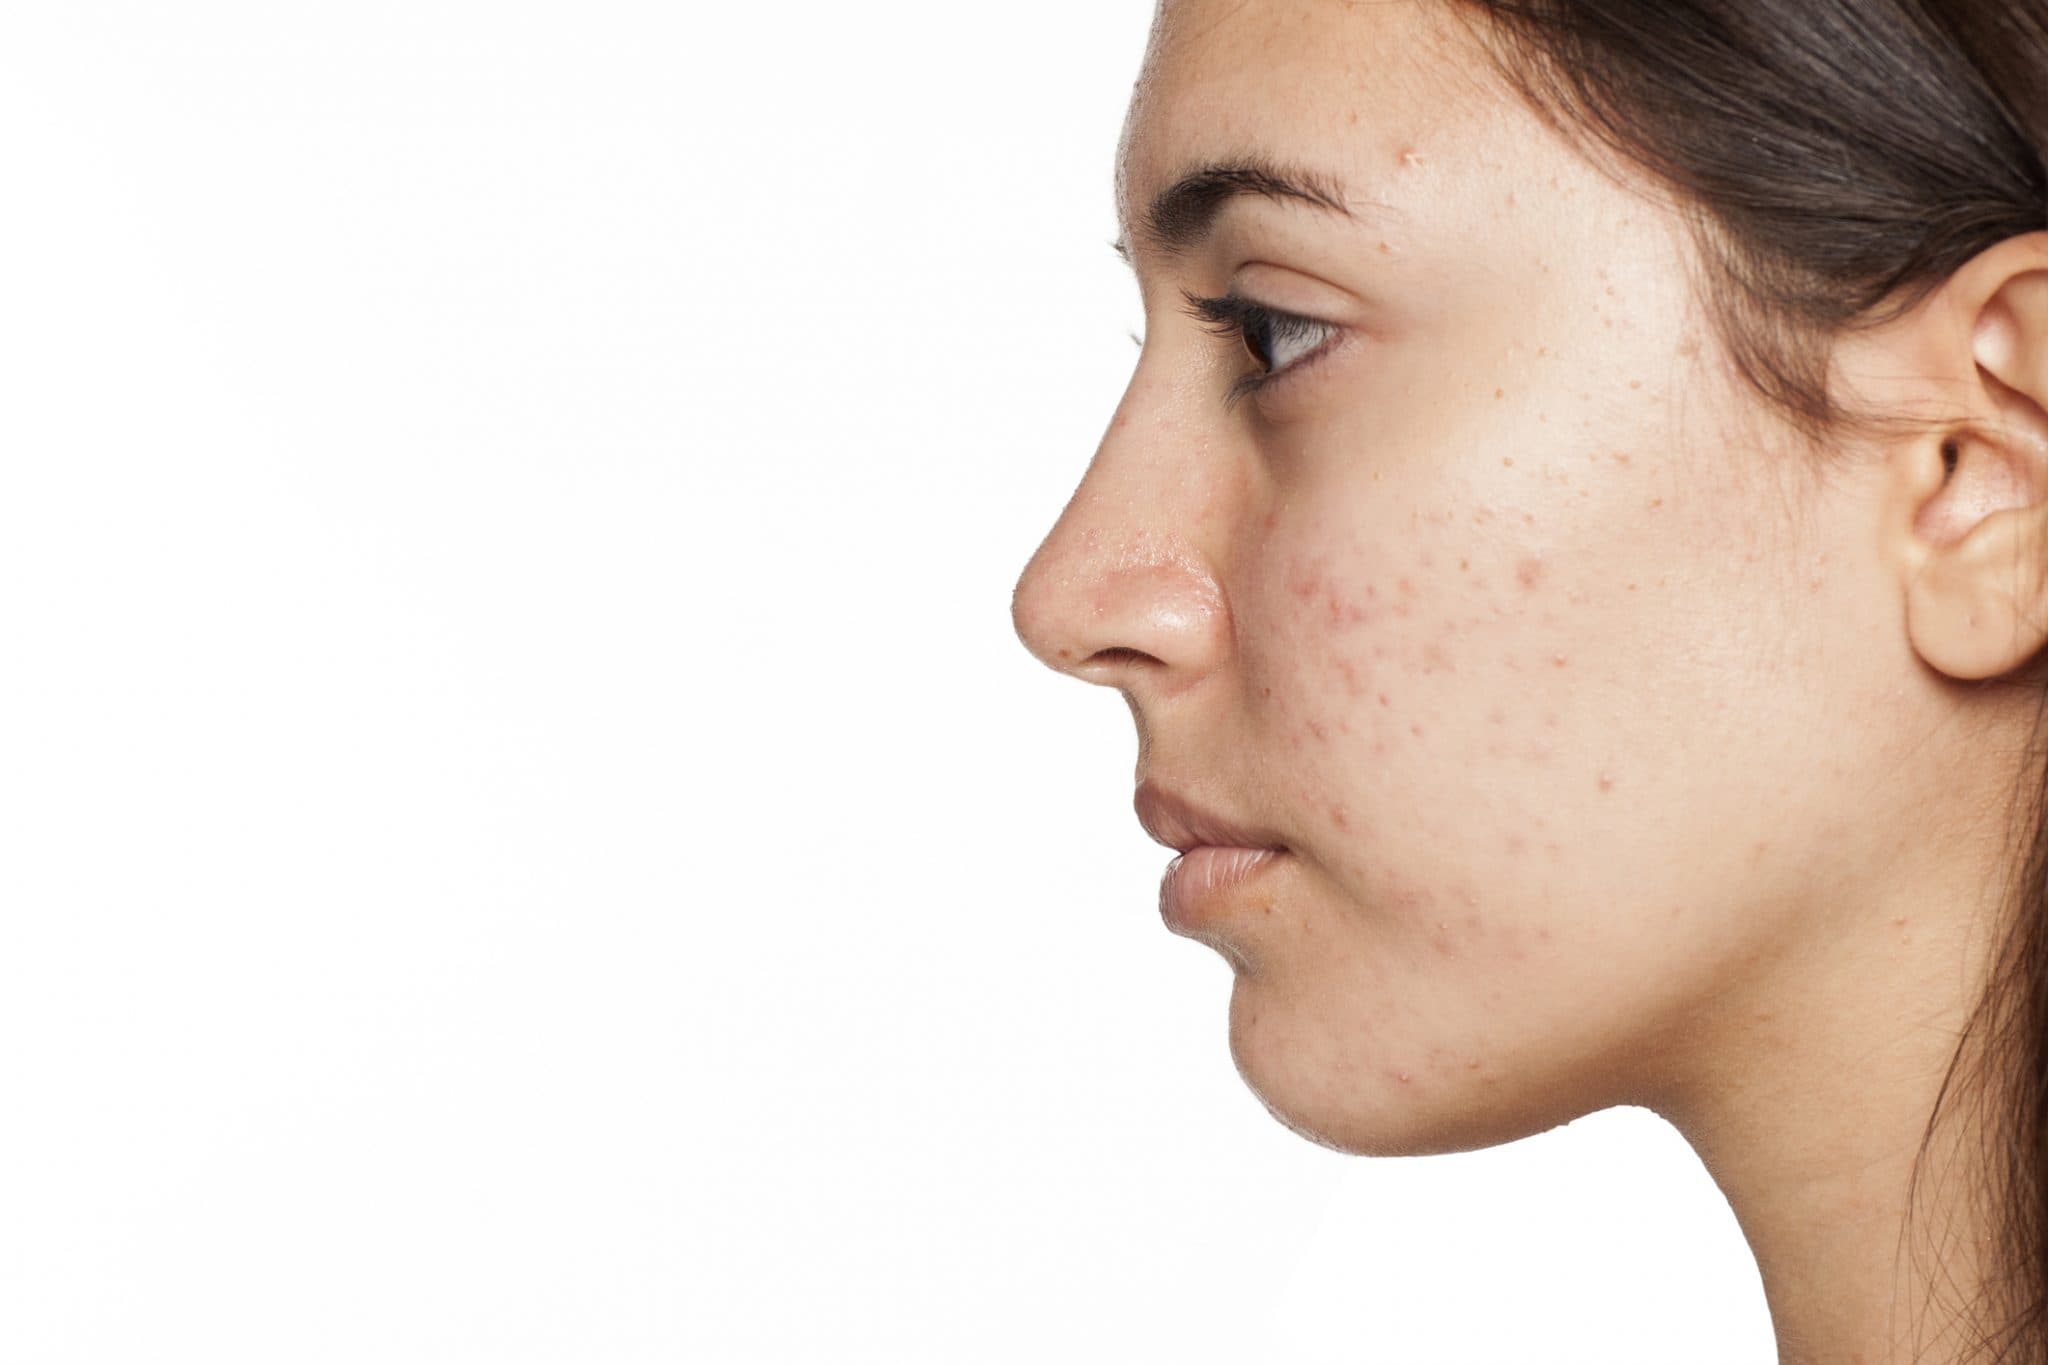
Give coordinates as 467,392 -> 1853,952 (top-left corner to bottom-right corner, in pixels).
1438,1 -> 2048,1358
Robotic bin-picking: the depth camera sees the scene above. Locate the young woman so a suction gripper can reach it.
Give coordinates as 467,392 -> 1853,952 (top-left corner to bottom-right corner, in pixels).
1010,2 -> 2048,1360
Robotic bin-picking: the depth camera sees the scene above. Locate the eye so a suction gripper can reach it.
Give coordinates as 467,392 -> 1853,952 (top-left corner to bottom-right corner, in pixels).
1178,289 -> 1342,410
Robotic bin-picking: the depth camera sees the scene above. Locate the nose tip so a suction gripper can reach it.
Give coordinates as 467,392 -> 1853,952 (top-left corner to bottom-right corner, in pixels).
1009,532 -> 1083,675
1010,514 -> 1229,692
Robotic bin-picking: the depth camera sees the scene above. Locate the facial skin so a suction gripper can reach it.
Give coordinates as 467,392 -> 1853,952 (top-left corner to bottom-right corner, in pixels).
1011,1 -> 2048,1360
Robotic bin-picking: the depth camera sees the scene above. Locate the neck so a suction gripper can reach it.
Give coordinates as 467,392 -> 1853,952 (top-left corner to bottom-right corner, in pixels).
1645,847 -> 2012,1364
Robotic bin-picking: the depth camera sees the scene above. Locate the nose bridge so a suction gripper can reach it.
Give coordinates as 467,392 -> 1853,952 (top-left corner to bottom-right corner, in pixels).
1010,366 -> 1236,691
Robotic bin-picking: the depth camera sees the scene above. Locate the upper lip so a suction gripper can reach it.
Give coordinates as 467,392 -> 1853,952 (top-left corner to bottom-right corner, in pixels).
1134,781 -> 1289,853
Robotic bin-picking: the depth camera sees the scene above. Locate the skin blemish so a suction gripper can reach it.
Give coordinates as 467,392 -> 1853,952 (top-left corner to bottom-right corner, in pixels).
1332,804 -> 1350,830
1598,773 -> 1615,792
1397,1070 -> 1413,1084
1378,692 -> 1391,707
1287,560 -> 1324,601
1516,557 -> 1544,590
1552,654 -> 1570,667
1307,718 -> 1328,742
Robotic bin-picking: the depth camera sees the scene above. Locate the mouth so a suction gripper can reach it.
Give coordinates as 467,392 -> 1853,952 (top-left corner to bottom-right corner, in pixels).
1133,780 -> 1289,855
1158,844 -> 1288,934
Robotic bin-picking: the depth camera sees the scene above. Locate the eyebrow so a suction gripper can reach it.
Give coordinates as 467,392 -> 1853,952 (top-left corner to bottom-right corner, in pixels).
1111,156 -> 1377,266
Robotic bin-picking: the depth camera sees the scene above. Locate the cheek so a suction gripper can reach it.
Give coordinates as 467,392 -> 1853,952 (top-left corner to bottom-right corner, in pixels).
1244,501 -> 1646,931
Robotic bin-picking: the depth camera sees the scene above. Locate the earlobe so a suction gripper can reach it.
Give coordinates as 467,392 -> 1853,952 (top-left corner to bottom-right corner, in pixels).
1904,472 -> 2048,681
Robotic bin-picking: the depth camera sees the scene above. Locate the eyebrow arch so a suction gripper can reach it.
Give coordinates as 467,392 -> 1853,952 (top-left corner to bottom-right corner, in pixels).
1111,156 -> 1378,266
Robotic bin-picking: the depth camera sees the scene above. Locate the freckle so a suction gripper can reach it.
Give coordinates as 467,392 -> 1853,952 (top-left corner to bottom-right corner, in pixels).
1399,147 -> 1425,167
1649,497 -> 1663,510
1466,1057 -> 1481,1070
1628,379 -> 1642,390
1626,582 -> 1638,591
1493,388 -> 1504,399
1410,723 -> 1424,737
1365,584 -> 1377,598
1502,457 -> 1515,467
1893,915 -> 1908,927
1378,240 -> 1393,254
1055,648 -> 1072,660
1377,692 -> 1390,707
1597,773 -> 1614,792
1516,558 -> 1543,589
1261,686 -> 1272,698
1536,346 -> 1549,357
1459,558 -> 1470,571
1613,452 -> 1631,466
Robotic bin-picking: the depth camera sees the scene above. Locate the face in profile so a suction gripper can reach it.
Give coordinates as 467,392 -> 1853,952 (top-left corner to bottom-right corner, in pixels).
1010,0 -> 1974,1158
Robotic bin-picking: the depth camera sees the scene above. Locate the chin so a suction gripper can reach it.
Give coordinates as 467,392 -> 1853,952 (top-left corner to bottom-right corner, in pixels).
1224,973 -> 1596,1158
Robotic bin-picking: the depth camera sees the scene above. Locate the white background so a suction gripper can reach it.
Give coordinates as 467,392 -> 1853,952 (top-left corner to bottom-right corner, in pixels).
0,4 -> 1774,1361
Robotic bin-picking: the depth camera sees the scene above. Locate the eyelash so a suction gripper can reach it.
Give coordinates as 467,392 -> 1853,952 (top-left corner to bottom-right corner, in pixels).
1175,289 -> 1342,411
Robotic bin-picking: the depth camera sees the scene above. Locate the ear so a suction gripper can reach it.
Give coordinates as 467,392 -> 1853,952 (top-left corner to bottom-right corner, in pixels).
1896,232 -> 2048,682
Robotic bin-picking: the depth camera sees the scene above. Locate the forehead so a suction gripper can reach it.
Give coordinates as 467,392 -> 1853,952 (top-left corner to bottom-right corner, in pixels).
1114,0 -> 1497,242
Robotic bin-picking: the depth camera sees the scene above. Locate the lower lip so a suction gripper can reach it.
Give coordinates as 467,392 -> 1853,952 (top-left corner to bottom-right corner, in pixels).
1159,846 -> 1287,932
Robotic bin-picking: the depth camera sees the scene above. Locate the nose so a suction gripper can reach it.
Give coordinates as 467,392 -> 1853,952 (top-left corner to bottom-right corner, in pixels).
1009,370 -> 1238,697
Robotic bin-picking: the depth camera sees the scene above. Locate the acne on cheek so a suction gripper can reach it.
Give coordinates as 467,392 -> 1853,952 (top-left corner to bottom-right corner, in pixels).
1266,532 -> 1619,900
